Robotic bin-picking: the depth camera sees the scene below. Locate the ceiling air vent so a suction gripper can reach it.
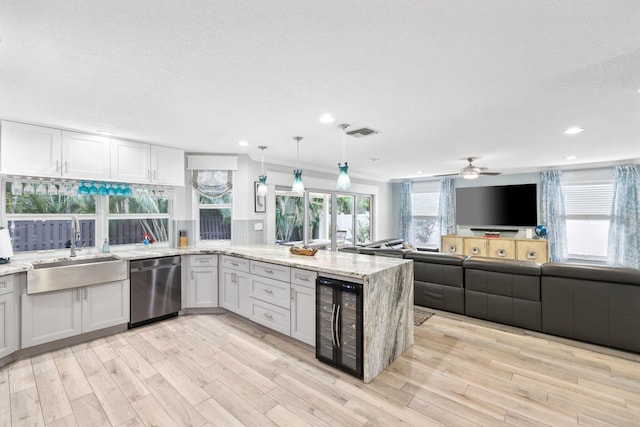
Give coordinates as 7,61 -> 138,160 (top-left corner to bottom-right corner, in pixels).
346,127 -> 379,137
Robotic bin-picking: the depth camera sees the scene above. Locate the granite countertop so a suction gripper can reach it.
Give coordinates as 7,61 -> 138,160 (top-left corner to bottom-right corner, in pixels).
3,244 -> 410,279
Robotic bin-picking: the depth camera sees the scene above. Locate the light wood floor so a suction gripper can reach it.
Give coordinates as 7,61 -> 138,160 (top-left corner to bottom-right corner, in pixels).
2,310 -> 640,426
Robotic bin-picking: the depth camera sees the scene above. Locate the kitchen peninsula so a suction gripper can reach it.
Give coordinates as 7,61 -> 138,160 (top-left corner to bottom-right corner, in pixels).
1,245 -> 414,383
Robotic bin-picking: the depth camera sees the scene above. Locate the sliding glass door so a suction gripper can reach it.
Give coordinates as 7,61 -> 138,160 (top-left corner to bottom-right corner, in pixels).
275,188 -> 372,250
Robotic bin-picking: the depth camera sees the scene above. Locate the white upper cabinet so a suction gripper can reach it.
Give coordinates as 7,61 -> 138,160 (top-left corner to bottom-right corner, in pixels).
111,139 -> 184,186
151,145 -> 185,186
1,120 -> 184,185
0,122 -> 111,179
1,121 -> 62,177
110,138 -> 151,183
62,131 -> 111,180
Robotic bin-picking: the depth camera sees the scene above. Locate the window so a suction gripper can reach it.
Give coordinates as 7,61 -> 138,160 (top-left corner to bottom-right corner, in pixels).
5,180 -> 96,252
411,191 -> 440,247
108,188 -> 170,245
563,182 -> 613,260
193,170 -> 232,240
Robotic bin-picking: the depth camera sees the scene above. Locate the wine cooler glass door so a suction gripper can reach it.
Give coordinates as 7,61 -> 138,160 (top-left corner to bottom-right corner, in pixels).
316,283 -> 336,363
336,284 -> 363,378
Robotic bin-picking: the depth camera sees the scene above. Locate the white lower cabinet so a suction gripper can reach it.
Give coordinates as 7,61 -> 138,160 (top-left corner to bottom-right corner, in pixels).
250,298 -> 291,335
82,280 -> 130,333
290,268 -> 317,346
290,283 -> 316,346
221,258 -> 318,347
22,280 -> 129,349
186,255 -> 218,308
219,256 -> 251,317
0,293 -> 15,359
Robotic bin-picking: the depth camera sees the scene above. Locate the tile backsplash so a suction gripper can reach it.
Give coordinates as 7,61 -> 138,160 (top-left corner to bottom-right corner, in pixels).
232,220 -> 265,245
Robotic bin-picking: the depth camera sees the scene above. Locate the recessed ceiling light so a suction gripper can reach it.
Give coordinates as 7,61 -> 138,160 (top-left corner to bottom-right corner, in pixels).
369,157 -> 380,162
238,140 -> 249,146
319,114 -> 335,123
564,127 -> 584,135
96,130 -> 115,136
416,170 -> 423,175
565,155 -> 577,160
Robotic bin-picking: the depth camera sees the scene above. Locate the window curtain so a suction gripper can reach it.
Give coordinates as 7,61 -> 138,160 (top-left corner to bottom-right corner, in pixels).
192,170 -> 232,199
607,165 -> 640,268
540,171 -> 568,262
399,181 -> 412,241
438,178 -> 455,236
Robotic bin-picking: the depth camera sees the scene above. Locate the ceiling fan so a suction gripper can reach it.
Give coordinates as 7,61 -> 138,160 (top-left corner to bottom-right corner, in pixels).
434,157 -> 502,180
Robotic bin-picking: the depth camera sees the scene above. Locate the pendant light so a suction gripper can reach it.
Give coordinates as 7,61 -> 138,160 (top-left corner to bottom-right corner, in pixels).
336,123 -> 352,190
291,136 -> 305,193
256,145 -> 268,196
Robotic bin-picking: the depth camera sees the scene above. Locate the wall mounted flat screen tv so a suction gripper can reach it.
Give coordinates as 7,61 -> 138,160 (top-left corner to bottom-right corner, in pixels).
455,184 -> 538,227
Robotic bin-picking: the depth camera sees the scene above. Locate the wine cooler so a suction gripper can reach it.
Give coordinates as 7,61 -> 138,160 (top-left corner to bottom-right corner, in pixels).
316,276 -> 363,379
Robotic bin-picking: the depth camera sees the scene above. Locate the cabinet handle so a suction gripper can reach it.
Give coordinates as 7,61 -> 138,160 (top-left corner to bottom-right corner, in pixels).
55,160 -> 60,173
191,271 -> 194,280
153,170 -> 157,180
64,161 -> 69,174
263,288 -> 273,294
298,276 -> 309,282
263,313 -> 273,320
335,304 -> 341,348
231,272 -> 237,283
231,262 -> 238,267
264,269 -> 274,274
291,289 -> 294,300
331,304 -> 337,347
76,288 -> 81,302
84,287 -> 88,299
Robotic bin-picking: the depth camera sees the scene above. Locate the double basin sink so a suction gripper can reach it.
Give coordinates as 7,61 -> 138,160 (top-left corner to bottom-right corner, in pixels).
27,256 -> 128,294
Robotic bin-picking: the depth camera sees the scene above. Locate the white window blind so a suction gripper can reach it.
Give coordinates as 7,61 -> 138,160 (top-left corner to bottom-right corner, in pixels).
563,183 -> 613,216
412,192 -> 439,216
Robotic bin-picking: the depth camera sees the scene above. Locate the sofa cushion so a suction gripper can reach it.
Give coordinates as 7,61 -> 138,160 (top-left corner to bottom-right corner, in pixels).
405,251 -> 466,266
463,256 -> 542,276
542,263 -> 640,285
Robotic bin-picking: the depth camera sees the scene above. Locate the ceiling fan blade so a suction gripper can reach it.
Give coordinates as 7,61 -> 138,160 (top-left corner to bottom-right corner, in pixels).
432,173 -> 460,177
479,171 -> 501,176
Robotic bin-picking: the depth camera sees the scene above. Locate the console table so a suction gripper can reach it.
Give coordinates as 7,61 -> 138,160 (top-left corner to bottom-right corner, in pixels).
441,235 -> 548,263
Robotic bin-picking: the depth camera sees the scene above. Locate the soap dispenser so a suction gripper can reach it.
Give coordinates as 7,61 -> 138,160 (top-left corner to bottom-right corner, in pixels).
102,238 -> 110,253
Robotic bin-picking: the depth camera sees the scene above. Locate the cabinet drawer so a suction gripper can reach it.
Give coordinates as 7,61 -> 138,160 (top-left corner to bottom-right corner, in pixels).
291,268 -> 317,289
251,275 -> 291,309
487,239 -> 516,259
441,236 -> 464,255
516,240 -> 549,263
463,238 -> 488,257
221,255 -> 249,272
250,298 -> 290,336
250,260 -> 291,282
0,275 -> 15,296
191,255 -> 218,267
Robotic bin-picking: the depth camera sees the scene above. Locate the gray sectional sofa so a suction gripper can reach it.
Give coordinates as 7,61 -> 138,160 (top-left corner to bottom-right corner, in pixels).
343,244 -> 640,354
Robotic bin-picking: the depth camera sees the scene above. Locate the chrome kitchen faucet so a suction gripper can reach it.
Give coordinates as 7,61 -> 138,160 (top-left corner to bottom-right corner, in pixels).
70,215 -> 81,257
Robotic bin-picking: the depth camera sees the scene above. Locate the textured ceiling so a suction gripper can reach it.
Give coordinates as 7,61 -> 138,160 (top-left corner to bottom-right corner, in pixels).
1,1 -> 639,182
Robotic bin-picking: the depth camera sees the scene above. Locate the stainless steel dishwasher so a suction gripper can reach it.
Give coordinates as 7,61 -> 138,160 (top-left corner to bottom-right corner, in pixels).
129,256 -> 181,328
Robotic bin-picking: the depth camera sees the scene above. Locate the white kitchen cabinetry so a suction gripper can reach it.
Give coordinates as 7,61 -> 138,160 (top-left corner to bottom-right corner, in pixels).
249,261 -> 292,335
0,122 -> 111,179
219,256 -> 251,316
186,255 -> 218,308
22,280 -> 129,348
0,275 -> 16,359
110,139 -> 151,183
111,139 -> 185,186
62,131 -> 111,180
151,145 -> 185,186
81,280 -> 130,333
290,268 -> 317,346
